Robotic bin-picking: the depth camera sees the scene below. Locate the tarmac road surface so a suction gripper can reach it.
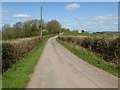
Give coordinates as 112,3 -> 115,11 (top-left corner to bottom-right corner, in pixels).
27,36 -> 118,88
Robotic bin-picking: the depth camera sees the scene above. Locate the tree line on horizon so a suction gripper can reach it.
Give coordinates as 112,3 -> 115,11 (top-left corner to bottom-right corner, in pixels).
2,19 -> 62,40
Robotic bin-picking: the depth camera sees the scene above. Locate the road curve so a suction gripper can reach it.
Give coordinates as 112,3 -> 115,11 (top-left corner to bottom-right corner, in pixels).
27,36 -> 118,88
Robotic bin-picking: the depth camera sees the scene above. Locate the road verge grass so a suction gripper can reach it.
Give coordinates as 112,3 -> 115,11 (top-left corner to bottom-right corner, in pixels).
57,39 -> 118,77
2,38 -> 48,88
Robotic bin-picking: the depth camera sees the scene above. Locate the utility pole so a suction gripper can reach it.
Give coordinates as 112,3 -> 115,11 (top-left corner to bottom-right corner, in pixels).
40,7 -> 42,37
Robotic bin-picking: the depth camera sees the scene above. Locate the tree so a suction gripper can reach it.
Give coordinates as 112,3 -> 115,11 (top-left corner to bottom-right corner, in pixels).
81,30 -> 85,33
46,20 -> 61,34
62,28 -> 70,32
13,22 -> 24,38
2,24 -> 12,40
2,19 -> 59,40
2,24 -> 11,30
13,22 -> 23,29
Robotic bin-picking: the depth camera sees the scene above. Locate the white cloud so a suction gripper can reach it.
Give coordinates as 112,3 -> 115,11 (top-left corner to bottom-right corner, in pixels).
13,14 -> 31,18
91,14 -> 117,21
65,3 -> 80,11
0,9 -> 9,14
76,14 -> 118,32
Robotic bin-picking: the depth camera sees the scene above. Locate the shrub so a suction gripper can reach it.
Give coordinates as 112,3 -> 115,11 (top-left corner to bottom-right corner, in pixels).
91,38 -> 107,53
73,37 -> 83,45
2,36 -> 41,72
81,38 -> 92,49
2,43 -> 15,72
58,36 -> 86,45
58,36 -> 120,64
104,38 -> 120,63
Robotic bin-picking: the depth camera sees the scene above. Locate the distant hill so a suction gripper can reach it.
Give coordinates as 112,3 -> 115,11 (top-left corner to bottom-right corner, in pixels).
94,31 -> 119,34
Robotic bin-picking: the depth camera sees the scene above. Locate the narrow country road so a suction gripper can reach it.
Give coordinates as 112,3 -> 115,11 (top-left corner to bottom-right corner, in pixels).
27,36 -> 118,88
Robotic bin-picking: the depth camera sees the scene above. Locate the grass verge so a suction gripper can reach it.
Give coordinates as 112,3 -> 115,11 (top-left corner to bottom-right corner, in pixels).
57,39 -> 118,77
2,38 -> 48,88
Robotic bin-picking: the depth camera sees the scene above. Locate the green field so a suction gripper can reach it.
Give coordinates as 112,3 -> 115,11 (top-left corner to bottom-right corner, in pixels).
57,39 -> 119,77
2,38 -> 47,88
63,31 -> 113,38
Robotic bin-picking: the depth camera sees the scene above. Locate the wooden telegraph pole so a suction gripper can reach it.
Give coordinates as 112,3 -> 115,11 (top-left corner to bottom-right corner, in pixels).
40,7 -> 42,37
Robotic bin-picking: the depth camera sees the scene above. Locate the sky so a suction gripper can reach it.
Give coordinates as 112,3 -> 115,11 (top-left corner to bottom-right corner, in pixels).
1,0 -> 119,2
1,2 -> 118,32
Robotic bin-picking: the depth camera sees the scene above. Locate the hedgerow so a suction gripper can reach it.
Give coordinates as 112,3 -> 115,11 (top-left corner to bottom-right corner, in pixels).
2,36 -> 41,72
58,36 -> 120,64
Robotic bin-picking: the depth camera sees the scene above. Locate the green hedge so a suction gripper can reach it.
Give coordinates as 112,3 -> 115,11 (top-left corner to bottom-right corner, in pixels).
2,36 -> 41,72
58,36 -> 120,64
81,38 -> 120,63
58,36 -> 86,45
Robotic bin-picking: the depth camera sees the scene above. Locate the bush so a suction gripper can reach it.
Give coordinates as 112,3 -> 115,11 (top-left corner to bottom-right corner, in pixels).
81,38 -> 92,49
58,36 -> 120,64
58,36 -> 86,45
91,38 -> 107,53
2,36 -> 41,72
2,43 -> 15,72
103,38 -> 120,63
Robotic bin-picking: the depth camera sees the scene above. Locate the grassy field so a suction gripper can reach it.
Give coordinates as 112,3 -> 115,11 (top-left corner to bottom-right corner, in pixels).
2,38 -> 48,88
57,39 -> 118,77
63,31 -> 113,38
